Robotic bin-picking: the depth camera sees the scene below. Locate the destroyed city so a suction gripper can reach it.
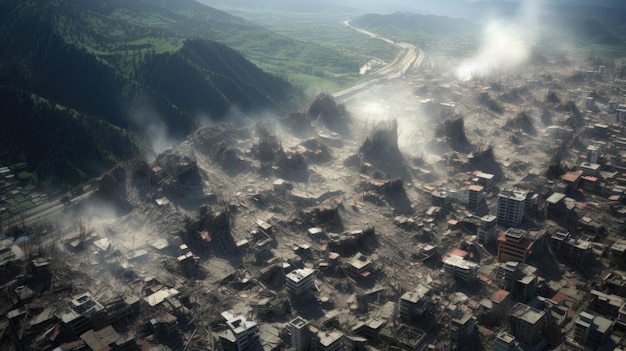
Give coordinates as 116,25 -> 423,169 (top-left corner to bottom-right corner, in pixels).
2,0 -> 626,351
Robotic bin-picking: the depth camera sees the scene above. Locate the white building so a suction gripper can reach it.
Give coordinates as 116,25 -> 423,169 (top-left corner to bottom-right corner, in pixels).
286,268 -> 315,295
443,254 -> 479,282
219,311 -> 260,351
497,190 -> 527,227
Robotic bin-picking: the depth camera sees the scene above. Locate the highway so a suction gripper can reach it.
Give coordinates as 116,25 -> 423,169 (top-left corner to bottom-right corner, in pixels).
333,20 -> 424,101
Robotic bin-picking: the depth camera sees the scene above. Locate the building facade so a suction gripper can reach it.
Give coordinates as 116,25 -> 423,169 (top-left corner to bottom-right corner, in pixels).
497,190 -> 526,227
497,228 -> 534,263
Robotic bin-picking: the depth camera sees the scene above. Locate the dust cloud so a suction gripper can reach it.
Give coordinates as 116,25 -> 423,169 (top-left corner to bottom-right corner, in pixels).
129,96 -> 176,156
455,0 -> 541,81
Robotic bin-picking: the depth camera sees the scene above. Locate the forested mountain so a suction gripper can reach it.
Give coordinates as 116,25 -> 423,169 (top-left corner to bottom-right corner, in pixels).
0,0 -> 304,190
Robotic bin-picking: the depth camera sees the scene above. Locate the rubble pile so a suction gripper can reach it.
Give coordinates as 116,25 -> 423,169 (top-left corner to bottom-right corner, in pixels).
252,126 -> 284,171
307,93 -> 351,134
274,151 -> 309,182
498,86 -> 527,104
153,151 -> 204,203
298,138 -> 334,163
478,92 -> 504,114
4,47 -> 626,351
359,178 -> 413,214
279,112 -> 315,137
357,119 -> 409,179
182,205 -> 236,255
541,106 -> 553,125
434,116 -> 472,152
95,160 -> 151,213
192,125 -> 252,174
545,91 -> 561,104
562,100 -> 584,127
504,110 -> 537,135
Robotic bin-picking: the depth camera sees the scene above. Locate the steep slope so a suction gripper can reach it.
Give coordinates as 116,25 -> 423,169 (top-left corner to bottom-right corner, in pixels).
0,0 -> 302,190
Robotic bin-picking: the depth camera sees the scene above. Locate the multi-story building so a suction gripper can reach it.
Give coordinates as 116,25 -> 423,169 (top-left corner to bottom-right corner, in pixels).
346,252 -> 373,279
443,251 -> 479,282
315,330 -> 344,351
497,262 -> 538,302
477,215 -> 498,247
399,283 -> 432,323
449,313 -> 477,345
586,144 -> 601,164
285,268 -> 316,296
508,303 -> 547,349
573,312 -> 614,350
289,317 -> 310,351
219,312 -> 260,351
494,332 -> 522,351
589,290 -> 624,317
56,293 -> 106,337
497,190 -> 526,227
618,303 -> 626,330
468,185 -> 488,216
497,228 -> 534,263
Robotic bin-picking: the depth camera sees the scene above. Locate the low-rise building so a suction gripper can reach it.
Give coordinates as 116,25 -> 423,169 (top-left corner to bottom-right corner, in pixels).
601,270 -> 626,297
443,251 -> 479,282
347,252 -> 373,279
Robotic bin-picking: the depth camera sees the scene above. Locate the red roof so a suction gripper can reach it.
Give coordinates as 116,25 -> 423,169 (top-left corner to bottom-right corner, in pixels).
467,299 -> 479,309
497,233 -> 534,250
449,249 -> 469,258
468,184 -> 484,192
561,171 -> 582,183
551,292 -> 567,303
491,289 -> 510,304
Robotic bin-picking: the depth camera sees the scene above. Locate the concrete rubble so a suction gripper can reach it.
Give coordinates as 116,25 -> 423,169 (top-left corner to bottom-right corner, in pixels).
2,49 -> 626,351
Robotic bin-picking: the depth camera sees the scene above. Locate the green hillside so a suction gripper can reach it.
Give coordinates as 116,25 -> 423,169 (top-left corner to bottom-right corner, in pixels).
0,0 -> 315,191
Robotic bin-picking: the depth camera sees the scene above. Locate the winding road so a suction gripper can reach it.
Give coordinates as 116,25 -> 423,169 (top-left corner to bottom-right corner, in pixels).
333,20 -> 424,101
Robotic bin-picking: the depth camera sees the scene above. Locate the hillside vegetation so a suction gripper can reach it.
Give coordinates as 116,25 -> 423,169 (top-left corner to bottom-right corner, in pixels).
0,0 -> 327,190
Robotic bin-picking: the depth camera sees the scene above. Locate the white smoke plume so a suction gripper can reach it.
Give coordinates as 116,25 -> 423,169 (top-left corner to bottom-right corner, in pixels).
129,96 -> 175,156
455,0 -> 541,81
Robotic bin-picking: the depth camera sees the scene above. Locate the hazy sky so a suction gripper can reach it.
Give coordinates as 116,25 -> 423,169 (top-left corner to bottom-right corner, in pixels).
197,0 -> 626,15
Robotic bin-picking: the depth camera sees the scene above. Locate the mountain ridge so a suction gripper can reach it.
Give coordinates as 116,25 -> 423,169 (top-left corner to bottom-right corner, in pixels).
0,0 -> 303,191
